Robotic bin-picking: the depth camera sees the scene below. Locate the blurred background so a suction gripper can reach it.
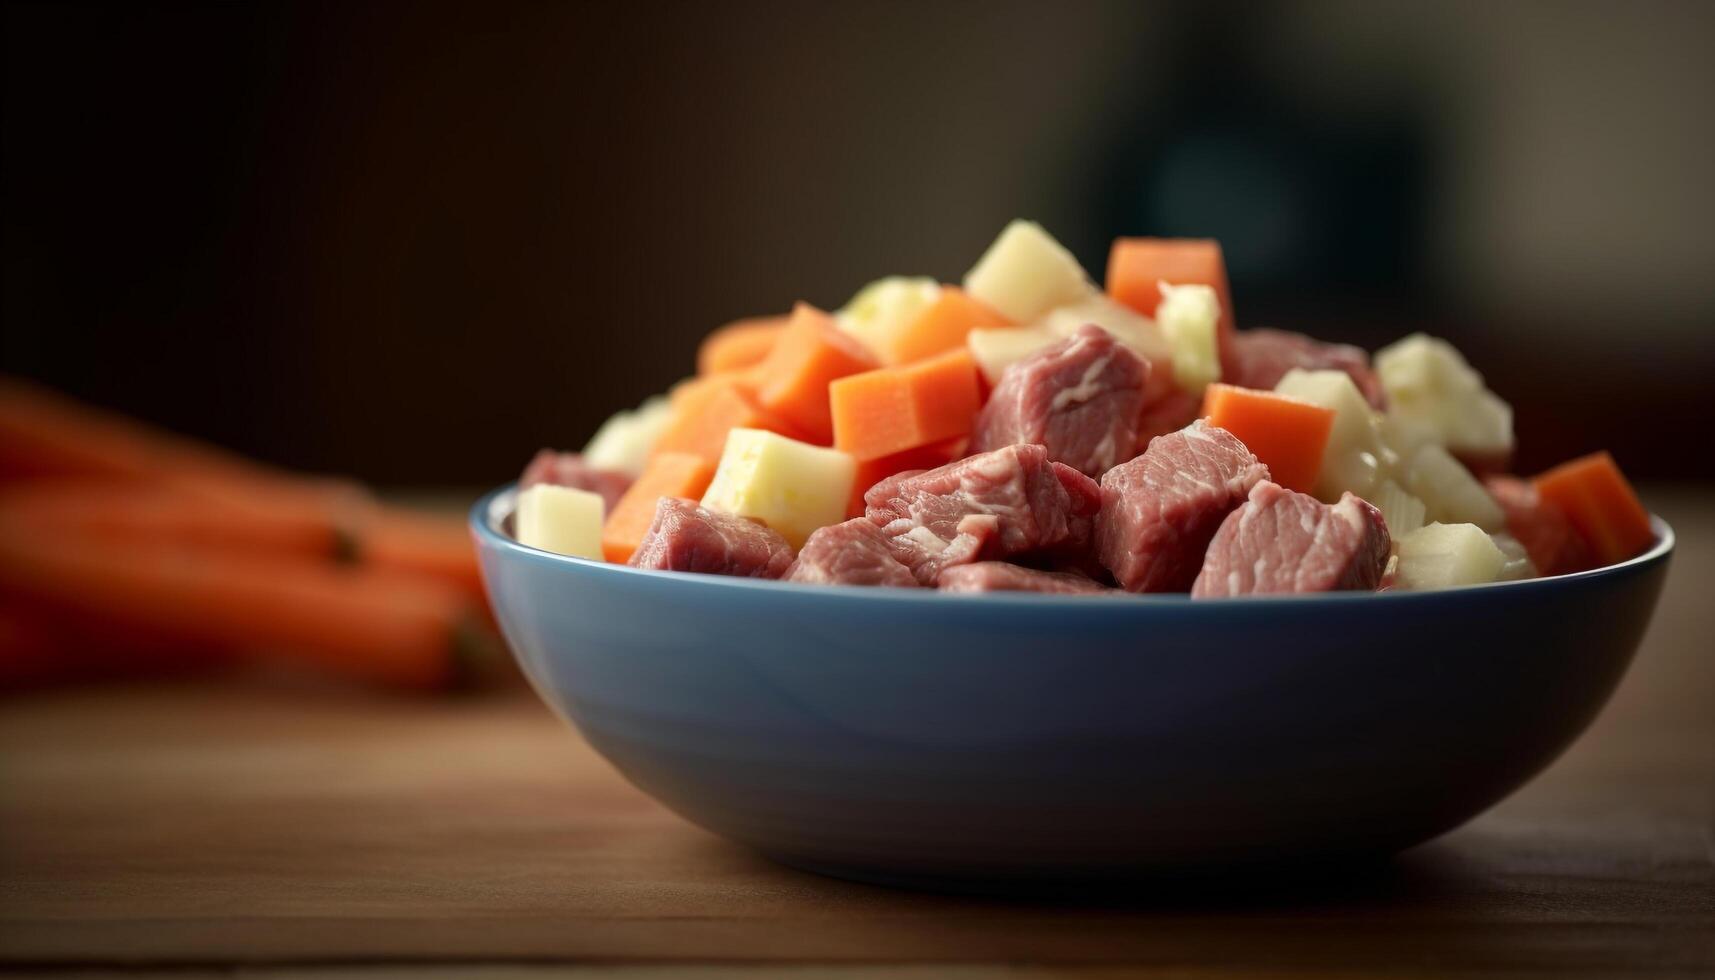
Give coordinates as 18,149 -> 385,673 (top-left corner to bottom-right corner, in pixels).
3,0 -> 1712,484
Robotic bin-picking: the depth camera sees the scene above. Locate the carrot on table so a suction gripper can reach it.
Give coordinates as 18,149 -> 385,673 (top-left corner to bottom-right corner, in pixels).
750,303 -> 878,444
1533,451 -> 1654,566
846,436 -> 966,517
697,316 -> 788,376
0,376 -> 370,518
1201,383 -> 1334,494
0,483 -> 348,561
0,528 -> 481,691
654,376 -> 797,467
602,452 -> 716,563
887,287 -> 1012,366
1106,238 -> 1234,343
830,347 -> 983,462
354,507 -> 486,600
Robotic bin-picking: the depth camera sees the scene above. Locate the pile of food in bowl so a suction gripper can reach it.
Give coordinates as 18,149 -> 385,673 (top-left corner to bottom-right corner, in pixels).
508,220 -> 1654,597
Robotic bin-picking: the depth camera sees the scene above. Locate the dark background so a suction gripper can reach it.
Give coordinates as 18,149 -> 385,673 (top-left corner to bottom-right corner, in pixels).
4,0 -> 1711,486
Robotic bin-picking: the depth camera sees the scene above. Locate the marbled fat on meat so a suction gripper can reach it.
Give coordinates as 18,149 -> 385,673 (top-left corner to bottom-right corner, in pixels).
1191,481 -> 1391,597
937,562 -> 1114,595
786,518 -> 919,587
864,444 -> 1100,585
1096,420 -> 1269,592
970,324 -> 1150,477
628,497 -> 795,579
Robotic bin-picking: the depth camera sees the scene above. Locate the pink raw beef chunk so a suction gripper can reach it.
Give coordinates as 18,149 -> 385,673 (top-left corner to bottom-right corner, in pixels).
1096,419 -> 1269,592
864,444 -> 1102,585
937,562 -> 1114,595
970,324 -> 1149,477
1192,481 -> 1390,596
1224,328 -> 1386,410
786,518 -> 919,588
520,450 -> 633,512
629,497 -> 795,579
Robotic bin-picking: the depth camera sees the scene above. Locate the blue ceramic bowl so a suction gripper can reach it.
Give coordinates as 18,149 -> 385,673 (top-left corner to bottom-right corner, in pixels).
472,486 -> 1673,886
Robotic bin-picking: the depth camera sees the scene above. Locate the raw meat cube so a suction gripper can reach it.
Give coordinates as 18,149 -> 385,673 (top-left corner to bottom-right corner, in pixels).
970,324 -> 1151,478
1096,420 -> 1269,592
864,443 -> 1098,585
1224,329 -> 1385,410
937,562 -> 1114,595
785,518 -> 919,588
629,497 -> 795,579
520,450 -> 633,513
1192,482 -> 1391,597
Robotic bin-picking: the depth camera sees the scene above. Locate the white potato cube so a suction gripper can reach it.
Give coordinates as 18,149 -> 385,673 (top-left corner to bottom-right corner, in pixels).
1039,295 -> 1172,364
1393,522 -> 1506,590
1274,369 -> 1383,502
967,326 -> 1058,385
1491,532 -> 1538,581
582,395 -> 673,477
1402,444 -> 1505,531
1366,478 -> 1427,537
963,220 -> 1094,323
700,428 -> 856,548
514,484 -> 605,560
1375,333 -> 1514,456
1155,282 -> 1222,393
835,276 -> 941,364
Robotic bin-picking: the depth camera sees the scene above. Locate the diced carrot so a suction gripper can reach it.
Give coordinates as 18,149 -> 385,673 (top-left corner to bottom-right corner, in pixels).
355,507 -> 486,601
1201,383 -> 1334,494
1106,238 -> 1235,343
0,526 -> 480,691
751,303 -> 878,444
1533,451 -> 1654,566
653,376 -> 797,466
602,452 -> 716,563
0,376 -> 371,519
888,287 -> 1012,365
846,436 -> 966,517
697,316 -> 788,375
0,483 -> 348,561
830,348 -> 983,462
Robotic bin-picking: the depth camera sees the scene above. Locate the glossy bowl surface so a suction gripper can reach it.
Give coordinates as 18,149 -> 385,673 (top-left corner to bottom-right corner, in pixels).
473,486 -> 1672,885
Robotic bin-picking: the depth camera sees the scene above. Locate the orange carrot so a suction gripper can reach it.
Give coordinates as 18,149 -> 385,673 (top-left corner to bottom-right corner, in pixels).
888,287 -> 1011,365
1533,451 -> 1654,566
846,436 -> 966,517
1106,238 -> 1235,343
1201,384 -> 1334,494
602,452 -> 716,562
0,528 -> 479,691
829,348 -> 983,462
751,303 -> 878,443
0,599 -> 228,691
654,376 -> 798,466
0,483 -> 348,561
0,376 -> 370,519
354,507 -> 486,601
697,316 -> 788,375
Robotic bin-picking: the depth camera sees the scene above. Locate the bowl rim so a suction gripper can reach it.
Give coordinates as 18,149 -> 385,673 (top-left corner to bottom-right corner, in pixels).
471,483 -> 1674,607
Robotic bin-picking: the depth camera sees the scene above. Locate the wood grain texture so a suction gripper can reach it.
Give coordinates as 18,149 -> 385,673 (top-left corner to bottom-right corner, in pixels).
1,489 -> 1712,977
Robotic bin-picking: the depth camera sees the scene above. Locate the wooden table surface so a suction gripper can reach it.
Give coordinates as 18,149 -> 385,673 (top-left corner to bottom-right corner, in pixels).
2,490 -> 1711,979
